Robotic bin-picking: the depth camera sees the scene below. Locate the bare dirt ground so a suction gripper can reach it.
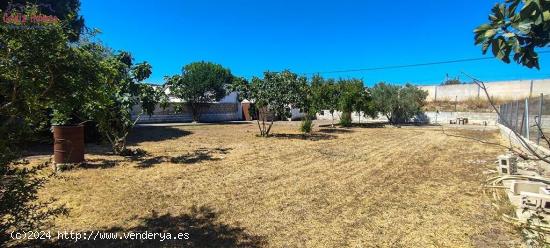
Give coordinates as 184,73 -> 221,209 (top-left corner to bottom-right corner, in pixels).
27,121 -> 523,247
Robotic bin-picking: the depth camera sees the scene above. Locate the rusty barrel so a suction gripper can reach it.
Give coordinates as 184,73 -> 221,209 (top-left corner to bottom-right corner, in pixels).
53,125 -> 85,164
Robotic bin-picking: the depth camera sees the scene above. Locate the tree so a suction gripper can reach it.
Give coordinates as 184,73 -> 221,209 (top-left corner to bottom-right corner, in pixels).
249,70 -> 305,136
296,77 -> 314,134
0,0 -> 85,41
337,79 -> 364,127
227,76 -> 250,102
371,83 -> 428,124
166,61 -> 232,122
311,75 -> 340,127
354,88 -> 377,124
0,4 -> 86,242
92,51 -> 164,154
474,0 -> 550,69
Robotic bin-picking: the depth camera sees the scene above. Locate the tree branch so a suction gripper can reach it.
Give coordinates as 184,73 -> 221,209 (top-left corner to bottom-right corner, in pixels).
462,71 -> 550,164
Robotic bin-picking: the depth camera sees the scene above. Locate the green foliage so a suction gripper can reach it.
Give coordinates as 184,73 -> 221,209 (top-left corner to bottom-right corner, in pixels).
474,0 -> 550,69
91,51 -> 163,154
311,75 -> 340,126
339,112 -> 353,127
354,87 -> 377,122
249,70 -> 306,136
441,79 -> 462,85
338,79 -> 363,127
0,3 -> 83,242
300,118 -> 313,133
227,76 -> 250,101
0,0 -> 85,41
166,61 -> 232,122
371,83 -> 428,124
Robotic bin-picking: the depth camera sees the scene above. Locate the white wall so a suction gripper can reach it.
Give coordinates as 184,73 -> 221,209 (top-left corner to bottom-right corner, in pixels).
316,110 -> 498,125
419,79 -> 550,102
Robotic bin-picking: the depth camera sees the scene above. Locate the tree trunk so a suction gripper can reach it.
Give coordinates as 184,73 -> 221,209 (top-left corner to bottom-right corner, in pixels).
265,120 -> 274,136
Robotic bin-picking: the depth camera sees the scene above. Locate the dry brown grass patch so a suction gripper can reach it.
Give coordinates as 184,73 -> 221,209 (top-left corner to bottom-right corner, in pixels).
21,122 -> 524,247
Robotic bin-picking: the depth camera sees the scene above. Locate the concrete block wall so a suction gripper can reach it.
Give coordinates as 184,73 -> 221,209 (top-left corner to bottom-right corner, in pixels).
419,112 -> 498,125
419,79 -> 550,102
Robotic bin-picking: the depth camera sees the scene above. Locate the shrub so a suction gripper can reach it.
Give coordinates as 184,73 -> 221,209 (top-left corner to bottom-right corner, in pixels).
340,112 -> 353,127
300,118 -> 313,133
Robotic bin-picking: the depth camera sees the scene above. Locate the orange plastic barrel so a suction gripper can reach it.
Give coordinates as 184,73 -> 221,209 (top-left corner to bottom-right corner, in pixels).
53,125 -> 85,164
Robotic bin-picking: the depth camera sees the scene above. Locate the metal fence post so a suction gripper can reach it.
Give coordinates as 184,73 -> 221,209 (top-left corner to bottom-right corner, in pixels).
525,98 -> 530,140
537,93 -> 544,145
514,100 -> 519,132
507,103 -> 514,129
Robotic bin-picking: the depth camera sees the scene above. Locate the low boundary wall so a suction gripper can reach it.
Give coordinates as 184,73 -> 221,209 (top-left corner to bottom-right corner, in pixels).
133,103 -> 243,123
497,123 -> 550,157
316,111 -> 498,125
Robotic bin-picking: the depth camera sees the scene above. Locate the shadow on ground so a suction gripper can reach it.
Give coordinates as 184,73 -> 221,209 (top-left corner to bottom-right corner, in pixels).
26,206 -> 266,248
317,122 -> 387,129
80,158 -> 119,169
349,122 -> 387,128
136,148 -> 232,168
317,128 -> 354,134
127,126 -> 192,144
268,133 -> 336,141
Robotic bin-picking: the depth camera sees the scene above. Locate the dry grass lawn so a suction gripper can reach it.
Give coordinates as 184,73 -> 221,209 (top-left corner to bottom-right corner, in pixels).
29,122 -> 523,247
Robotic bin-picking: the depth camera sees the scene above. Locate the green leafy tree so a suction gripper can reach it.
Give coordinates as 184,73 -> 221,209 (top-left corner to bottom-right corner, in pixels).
311,75 -> 340,127
166,61 -> 232,122
227,76 -> 250,102
337,79 -> 364,127
92,51 -> 164,154
1,0 -> 85,41
474,0 -> 550,69
0,3 -> 85,243
371,83 -> 428,124
354,88 -> 377,124
249,70 -> 305,136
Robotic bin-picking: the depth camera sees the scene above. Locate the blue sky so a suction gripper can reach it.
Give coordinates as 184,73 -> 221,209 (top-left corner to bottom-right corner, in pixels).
80,0 -> 550,86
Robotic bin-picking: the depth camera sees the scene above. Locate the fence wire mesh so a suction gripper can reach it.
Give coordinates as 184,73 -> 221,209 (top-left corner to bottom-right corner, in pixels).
498,94 -> 550,148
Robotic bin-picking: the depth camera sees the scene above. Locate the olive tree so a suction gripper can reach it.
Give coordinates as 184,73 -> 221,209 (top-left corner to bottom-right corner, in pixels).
371,83 -> 428,124
474,0 -> 550,69
249,70 -> 305,136
166,61 -> 232,122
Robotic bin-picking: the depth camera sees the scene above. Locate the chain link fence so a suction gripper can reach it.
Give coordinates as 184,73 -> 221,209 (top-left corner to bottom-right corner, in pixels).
498,94 -> 550,148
